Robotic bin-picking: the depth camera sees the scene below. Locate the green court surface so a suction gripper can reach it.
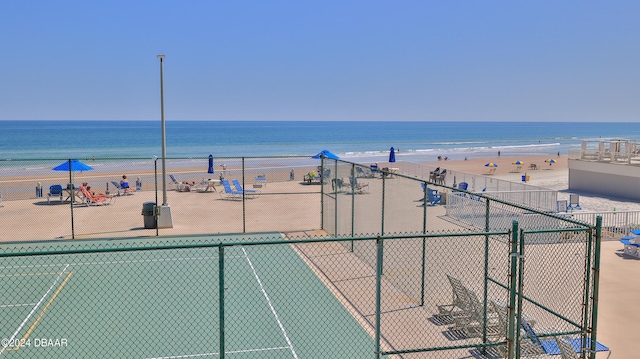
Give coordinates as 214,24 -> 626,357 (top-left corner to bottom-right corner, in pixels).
0,234 -> 374,358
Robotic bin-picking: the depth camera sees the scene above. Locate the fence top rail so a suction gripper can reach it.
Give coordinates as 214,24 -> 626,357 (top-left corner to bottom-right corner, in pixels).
483,189 -> 558,194
0,230 -> 516,258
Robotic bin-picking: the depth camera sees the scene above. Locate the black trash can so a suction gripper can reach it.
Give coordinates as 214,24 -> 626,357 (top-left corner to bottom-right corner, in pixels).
142,202 -> 157,229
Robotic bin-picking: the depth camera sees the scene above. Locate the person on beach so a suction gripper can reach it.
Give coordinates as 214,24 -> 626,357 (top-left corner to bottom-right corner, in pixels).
81,183 -> 112,199
120,175 -> 130,188
119,175 -> 137,193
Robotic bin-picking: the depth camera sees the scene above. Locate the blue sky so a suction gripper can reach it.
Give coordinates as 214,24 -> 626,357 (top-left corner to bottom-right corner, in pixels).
1,1 -> 639,122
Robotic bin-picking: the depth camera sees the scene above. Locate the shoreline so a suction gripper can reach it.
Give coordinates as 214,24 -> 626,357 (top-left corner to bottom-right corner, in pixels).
2,154 -> 640,213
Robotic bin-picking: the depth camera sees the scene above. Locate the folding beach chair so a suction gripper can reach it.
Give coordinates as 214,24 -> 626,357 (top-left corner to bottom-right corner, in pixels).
568,194 -> 581,210
437,275 -> 473,319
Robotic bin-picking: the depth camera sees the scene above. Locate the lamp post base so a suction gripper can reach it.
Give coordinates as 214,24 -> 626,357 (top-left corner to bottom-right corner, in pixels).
157,204 -> 174,228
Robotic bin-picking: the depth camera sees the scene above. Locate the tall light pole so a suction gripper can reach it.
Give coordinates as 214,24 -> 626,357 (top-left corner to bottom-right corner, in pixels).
157,55 -> 167,205
156,54 -> 173,228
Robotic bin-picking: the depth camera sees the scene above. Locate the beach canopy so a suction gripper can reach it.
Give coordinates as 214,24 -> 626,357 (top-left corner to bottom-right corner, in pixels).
208,154 -> 214,174
389,147 -> 396,163
312,150 -> 339,160
545,159 -> 557,163
512,160 -> 524,165
52,159 -> 94,172
485,162 -> 498,167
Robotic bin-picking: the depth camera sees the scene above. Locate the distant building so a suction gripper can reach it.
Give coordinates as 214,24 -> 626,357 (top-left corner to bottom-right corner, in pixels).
568,139 -> 640,201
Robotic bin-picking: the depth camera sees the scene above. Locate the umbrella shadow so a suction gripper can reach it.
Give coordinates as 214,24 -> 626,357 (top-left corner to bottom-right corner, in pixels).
33,200 -> 69,206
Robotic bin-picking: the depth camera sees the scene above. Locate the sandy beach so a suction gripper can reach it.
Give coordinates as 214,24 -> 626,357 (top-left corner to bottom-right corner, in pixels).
417,154 -> 640,213
1,154 -> 638,357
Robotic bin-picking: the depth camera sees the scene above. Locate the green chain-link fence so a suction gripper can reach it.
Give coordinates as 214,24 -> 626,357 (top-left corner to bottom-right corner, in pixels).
0,157 -> 603,358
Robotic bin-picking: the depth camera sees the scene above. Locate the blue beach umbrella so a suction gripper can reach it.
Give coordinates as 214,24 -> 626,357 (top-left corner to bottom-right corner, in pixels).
485,162 -> 498,167
52,159 -> 94,188
389,147 -> 396,163
512,160 -> 524,165
52,159 -> 94,172
545,158 -> 556,167
208,154 -> 214,174
312,150 -> 339,160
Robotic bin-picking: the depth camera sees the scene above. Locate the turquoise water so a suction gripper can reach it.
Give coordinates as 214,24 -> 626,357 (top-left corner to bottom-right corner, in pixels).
1,120 -> 638,163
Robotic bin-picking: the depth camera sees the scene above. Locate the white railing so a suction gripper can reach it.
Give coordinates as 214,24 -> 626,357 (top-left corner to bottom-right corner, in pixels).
399,161 -> 558,212
561,210 -> 640,240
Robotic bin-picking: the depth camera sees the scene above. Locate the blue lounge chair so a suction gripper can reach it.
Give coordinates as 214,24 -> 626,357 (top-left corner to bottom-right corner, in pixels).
426,189 -> 442,206
111,181 -> 135,196
521,321 -> 611,358
620,235 -> 640,258
47,184 -> 64,203
455,182 -> 469,197
219,179 -> 243,200
232,179 -> 257,198
555,336 -> 611,359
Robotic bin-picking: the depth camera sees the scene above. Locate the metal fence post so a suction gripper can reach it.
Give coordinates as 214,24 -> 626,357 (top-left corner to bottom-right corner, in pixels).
589,216 -> 603,359
334,180 -> 339,239
321,157 -> 325,229
516,228 -> 526,358
582,224 -> 594,358
381,174 -> 386,236
68,161 -> 75,239
219,245 -> 225,359
242,157 -> 246,233
351,164 -> 355,251
507,220 -> 519,359
374,236 -> 384,359
154,158 -> 159,236
483,198 -> 491,346
420,181 -> 427,306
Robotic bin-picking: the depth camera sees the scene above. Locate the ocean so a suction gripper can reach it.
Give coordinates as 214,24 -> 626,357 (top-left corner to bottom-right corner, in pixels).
1,120 -> 638,164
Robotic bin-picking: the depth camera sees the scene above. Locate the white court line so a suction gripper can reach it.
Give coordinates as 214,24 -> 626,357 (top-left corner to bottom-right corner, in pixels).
146,345 -> 290,359
0,255 -> 237,270
0,264 -> 70,356
241,247 -> 299,359
0,303 -> 37,308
